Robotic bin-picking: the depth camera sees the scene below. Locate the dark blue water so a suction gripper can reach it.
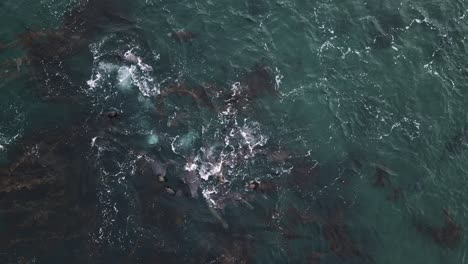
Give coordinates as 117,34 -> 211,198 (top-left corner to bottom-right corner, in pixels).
0,0 -> 467,263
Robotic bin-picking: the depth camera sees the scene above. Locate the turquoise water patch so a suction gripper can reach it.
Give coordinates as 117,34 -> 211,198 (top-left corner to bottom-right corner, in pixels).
146,133 -> 159,145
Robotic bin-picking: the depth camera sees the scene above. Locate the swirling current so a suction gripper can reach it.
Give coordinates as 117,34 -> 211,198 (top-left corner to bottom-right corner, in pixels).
1,0 -> 468,263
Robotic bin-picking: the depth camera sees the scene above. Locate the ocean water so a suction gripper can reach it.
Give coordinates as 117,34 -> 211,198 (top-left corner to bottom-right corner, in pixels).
1,0 -> 468,263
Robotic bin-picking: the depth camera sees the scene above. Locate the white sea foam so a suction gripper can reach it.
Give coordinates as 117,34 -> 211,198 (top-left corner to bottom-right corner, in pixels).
87,72 -> 102,89
202,186 -> 217,199
187,116 -> 269,207
239,121 -> 268,154
91,137 -> 98,147
116,66 -> 133,91
87,37 -> 160,97
184,160 -> 199,172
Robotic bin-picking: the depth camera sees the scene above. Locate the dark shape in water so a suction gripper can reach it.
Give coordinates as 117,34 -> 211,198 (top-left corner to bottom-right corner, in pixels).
3,0 -> 135,101
349,156 -> 362,174
269,149 -> 292,163
223,62 -> 278,111
106,110 -> 121,119
287,158 -> 320,192
375,12 -> 406,33
181,169 -> 201,198
246,0 -> 268,16
276,222 -> 313,241
207,204 -> 230,229
307,252 -> 325,264
169,30 -> 198,42
242,63 -> 278,98
213,230 -> 257,264
256,143 -> 292,163
387,187 -> 404,202
366,11 -> 405,50
445,127 -> 468,155
150,158 -> 175,181
62,0 -> 134,38
416,209 -> 463,249
132,157 -> 192,259
286,206 -> 321,226
248,180 -> 260,190
155,83 -> 216,116
372,34 -> 393,49
159,175 -> 169,183
0,125 -> 98,263
322,209 -> 372,262
0,56 -> 32,79
209,186 -> 255,212
250,179 -> 278,195
373,165 -> 392,187
165,186 -> 176,195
